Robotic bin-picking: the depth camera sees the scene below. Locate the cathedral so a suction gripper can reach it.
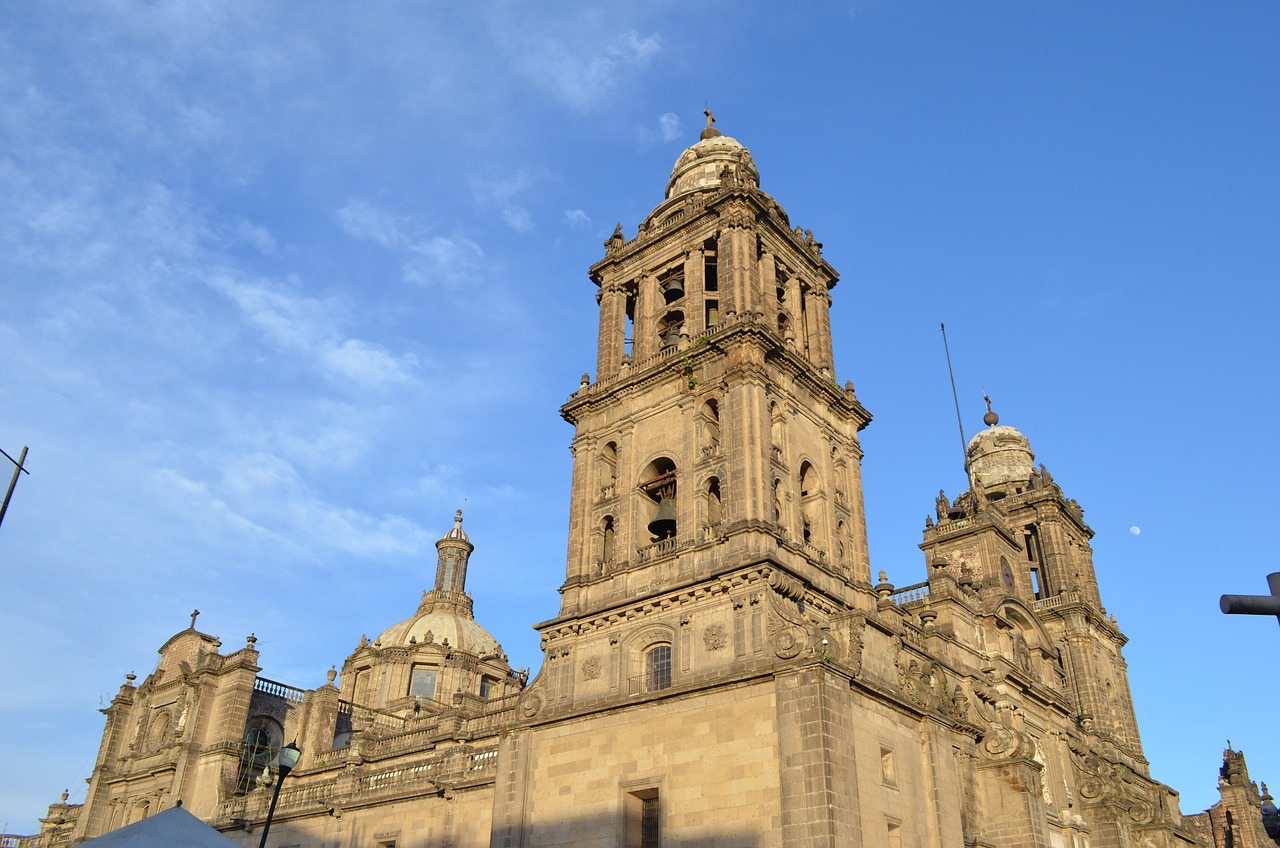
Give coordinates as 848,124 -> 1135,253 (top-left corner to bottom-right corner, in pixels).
11,118 -> 1276,848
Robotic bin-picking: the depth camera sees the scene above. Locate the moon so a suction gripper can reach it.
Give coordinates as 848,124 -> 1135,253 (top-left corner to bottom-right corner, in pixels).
1129,526 -> 1141,536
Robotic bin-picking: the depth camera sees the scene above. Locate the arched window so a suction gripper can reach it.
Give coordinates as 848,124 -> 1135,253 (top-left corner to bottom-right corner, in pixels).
773,478 -> 784,523
236,720 -> 281,793
645,645 -> 672,692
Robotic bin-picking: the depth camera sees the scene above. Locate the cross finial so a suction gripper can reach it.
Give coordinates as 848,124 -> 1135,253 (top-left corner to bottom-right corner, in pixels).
189,609 -> 200,629
704,108 -> 715,128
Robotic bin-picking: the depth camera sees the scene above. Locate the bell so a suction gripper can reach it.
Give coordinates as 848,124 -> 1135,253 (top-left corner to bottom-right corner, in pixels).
662,275 -> 685,303
662,325 -> 680,349
647,497 -> 677,540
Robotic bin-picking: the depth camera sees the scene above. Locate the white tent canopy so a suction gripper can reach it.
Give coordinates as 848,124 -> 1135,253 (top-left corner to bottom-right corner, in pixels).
77,804 -> 243,847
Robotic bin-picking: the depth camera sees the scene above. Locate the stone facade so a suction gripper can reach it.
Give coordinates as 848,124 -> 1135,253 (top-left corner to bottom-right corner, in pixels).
10,117 -> 1269,848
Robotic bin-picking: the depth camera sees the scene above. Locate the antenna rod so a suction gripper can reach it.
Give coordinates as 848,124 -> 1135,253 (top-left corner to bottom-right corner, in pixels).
940,324 -> 967,469
0,445 -> 29,529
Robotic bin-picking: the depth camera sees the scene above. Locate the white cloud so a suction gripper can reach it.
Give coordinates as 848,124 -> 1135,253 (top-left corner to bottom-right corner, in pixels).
564,209 -> 592,229
658,112 -> 682,142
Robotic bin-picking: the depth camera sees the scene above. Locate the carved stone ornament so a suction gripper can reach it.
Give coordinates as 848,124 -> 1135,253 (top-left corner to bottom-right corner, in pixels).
1071,749 -> 1157,825
582,657 -> 602,680
520,690 -> 545,719
702,624 -> 727,651
771,628 -> 803,660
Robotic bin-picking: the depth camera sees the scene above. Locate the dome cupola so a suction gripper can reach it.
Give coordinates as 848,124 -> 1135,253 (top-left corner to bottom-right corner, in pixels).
663,110 -> 759,202
966,397 -> 1035,496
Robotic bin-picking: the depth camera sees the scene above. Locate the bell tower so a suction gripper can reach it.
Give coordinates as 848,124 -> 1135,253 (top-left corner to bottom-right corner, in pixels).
532,115 -> 872,708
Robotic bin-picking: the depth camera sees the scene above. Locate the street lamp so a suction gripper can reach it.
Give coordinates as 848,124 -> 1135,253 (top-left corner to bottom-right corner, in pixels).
258,741 -> 301,848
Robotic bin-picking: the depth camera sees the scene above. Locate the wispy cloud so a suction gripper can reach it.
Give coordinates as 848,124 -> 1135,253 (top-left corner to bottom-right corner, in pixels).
336,199 -> 484,286
209,274 -> 419,387
505,27 -> 663,110
564,209 -> 592,229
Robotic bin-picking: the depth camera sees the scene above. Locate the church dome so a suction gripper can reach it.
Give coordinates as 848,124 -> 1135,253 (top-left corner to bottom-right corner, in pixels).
374,607 -> 502,658
664,116 -> 759,201
966,401 -> 1035,492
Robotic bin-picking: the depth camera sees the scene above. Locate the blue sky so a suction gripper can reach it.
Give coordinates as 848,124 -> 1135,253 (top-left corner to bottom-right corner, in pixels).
2,1 -> 1277,833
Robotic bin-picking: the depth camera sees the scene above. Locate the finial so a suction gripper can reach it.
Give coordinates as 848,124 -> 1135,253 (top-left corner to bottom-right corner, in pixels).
327,665 -> 337,684
700,108 -> 722,140
189,609 -> 200,629
125,672 -> 136,684
454,509 -> 463,527
983,394 -> 999,427
580,372 -> 590,388
61,789 -> 69,803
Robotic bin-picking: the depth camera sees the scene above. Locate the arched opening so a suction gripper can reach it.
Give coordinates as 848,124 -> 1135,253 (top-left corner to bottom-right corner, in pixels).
701,400 -> 720,455
706,477 -> 722,530
770,404 -> 784,460
660,310 -> 685,350
659,264 -> 685,304
601,442 -> 618,497
639,458 -> 678,542
236,718 -> 283,793
799,461 -> 824,546
601,515 -> 616,564
773,478 -> 784,523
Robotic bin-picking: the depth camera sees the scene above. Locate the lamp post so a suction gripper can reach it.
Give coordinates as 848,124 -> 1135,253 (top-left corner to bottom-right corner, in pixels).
258,741 -> 300,848
1220,572 -> 1280,629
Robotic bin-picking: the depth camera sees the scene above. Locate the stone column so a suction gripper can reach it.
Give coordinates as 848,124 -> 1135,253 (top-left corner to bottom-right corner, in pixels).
684,249 -> 705,335
596,279 -> 627,380
774,665 -> 861,847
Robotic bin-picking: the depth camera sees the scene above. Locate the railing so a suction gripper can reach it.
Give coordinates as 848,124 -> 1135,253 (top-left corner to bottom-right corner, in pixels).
889,581 -> 929,606
627,672 -> 672,697
254,677 -> 307,702
337,700 -> 407,732
636,536 -> 679,564
1034,591 -> 1082,611
932,518 -> 970,532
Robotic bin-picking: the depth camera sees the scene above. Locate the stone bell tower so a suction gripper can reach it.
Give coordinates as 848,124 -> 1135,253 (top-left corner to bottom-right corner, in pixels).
530,112 -> 872,710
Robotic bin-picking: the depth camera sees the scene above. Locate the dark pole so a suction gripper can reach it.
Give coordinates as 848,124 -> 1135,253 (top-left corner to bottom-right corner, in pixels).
257,741 -> 300,848
1220,572 -> 1280,628
940,324 -> 968,471
0,445 -> 29,529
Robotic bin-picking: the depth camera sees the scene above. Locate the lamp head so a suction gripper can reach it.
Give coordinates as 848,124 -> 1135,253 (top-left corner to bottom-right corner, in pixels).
277,741 -> 301,778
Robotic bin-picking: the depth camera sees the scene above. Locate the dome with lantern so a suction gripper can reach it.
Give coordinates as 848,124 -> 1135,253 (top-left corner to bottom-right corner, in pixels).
336,511 -> 523,719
